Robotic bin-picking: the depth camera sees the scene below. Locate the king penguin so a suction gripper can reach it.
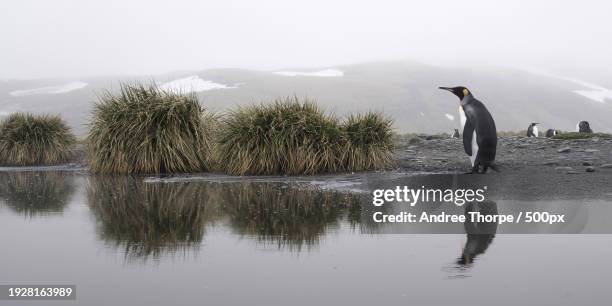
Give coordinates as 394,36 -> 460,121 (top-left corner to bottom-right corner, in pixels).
451,128 -> 460,138
439,86 -> 498,173
527,123 -> 539,137
576,121 -> 593,133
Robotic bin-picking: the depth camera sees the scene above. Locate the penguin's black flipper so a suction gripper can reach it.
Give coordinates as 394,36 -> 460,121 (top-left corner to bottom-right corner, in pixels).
462,120 -> 475,156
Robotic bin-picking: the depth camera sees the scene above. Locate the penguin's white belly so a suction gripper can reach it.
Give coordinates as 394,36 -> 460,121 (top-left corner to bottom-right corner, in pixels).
576,123 -> 580,132
533,126 -> 539,137
459,107 -> 466,130
470,130 -> 478,167
459,106 -> 478,167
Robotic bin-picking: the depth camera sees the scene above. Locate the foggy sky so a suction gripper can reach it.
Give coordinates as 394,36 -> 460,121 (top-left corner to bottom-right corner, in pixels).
1,0 -> 611,79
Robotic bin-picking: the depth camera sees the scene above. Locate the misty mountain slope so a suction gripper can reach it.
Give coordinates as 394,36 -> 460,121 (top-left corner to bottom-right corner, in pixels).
1,61 -> 611,136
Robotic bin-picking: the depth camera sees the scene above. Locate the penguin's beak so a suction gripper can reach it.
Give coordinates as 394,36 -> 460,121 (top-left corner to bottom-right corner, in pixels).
439,86 -> 453,91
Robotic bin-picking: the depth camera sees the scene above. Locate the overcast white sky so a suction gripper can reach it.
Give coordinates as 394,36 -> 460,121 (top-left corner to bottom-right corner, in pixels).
1,0 -> 611,79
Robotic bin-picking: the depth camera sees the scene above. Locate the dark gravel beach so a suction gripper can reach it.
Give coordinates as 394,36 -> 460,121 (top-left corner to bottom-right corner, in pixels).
395,135 -> 612,173
386,135 -> 612,200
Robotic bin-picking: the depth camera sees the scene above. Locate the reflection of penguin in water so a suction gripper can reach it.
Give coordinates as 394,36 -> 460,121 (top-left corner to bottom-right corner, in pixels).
439,86 -> 498,173
451,129 -> 460,138
545,129 -> 557,138
527,123 -> 539,137
576,121 -> 593,133
457,201 -> 498,265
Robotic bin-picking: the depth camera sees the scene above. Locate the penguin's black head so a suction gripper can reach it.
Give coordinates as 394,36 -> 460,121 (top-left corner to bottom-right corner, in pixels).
530,122 -> 539,127
439,86 -> 471,100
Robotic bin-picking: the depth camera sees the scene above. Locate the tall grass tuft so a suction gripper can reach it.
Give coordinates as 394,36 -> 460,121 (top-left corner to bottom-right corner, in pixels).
88,83 -> 216,174
0,113 -> 76,166
216,97 -> 345,175
341,112 -> 395,171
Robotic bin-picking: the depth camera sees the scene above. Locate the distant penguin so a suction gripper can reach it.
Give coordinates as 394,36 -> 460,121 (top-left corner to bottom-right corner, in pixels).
451,129 -> 460,138
439,86 -> 498,173
576,121 -> 593,133
545,129 -> 557,138
527,123 -> 539,137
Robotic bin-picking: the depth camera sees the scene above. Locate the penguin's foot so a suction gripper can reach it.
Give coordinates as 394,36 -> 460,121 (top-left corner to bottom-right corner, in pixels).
469,165 -> 487,174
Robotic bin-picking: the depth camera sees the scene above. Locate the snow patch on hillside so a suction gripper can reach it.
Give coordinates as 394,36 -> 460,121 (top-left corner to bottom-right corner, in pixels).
10,81 -> 88,97
158,76 -> 235,93
572,84 -> 612,104
524,68 -> 612,103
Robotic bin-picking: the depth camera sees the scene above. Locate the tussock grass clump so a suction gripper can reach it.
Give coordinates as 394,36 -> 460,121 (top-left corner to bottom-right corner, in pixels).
216,97 -> 345,175
216,97 -> 395,175
0,113 -> 76,166
88,83 -> 216,174
341,112 -> 395,171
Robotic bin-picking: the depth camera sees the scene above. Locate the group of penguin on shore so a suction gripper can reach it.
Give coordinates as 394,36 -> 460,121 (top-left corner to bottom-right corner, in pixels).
439,86 -> 594,174
525,120 -> 593,138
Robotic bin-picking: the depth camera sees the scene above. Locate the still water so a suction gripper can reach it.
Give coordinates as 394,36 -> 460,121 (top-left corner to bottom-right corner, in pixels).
1,171 -> 611,306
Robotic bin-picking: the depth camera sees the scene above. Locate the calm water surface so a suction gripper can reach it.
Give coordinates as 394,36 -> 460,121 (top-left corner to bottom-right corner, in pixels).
1,171 -> 611,306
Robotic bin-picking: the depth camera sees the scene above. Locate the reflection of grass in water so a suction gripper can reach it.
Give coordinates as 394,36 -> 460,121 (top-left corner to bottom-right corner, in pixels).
88,177 -> 373,258
221,183 -> 363,251
87,176 -> 218,262
0,172 -> 75,217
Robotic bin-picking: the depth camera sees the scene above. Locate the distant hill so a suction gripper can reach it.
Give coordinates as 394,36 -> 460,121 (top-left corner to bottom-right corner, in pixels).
2,61 -> 611,136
